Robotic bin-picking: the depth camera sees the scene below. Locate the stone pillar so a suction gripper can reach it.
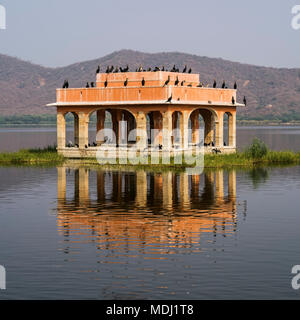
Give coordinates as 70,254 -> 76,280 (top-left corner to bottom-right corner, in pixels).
180,111 -> 189,149
153,111 -> 162,146
78,112 -> 89,149
74,114 -> 79,146
96,110 -> 105,145
228,112 -> 236,147
135,111 -> 147,149
136,171 -> 147,207
172,112 -> 178,145
57,112 -> 66,149
215,112 -> 224,148
111,110 -> 122,145
57,167 -> 66,200
191,110 -> 200,144
162,110 -> 172,150
204,113 -> 214,145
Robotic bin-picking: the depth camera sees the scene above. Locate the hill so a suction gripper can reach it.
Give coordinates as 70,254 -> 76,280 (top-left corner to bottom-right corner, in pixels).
0,49 -> 300,121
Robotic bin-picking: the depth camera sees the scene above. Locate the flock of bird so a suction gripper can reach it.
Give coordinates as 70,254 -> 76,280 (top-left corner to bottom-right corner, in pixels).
62,64 -> 247,106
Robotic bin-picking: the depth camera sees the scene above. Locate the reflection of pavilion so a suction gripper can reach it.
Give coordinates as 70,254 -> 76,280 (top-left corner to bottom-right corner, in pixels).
57,167 -> 238,247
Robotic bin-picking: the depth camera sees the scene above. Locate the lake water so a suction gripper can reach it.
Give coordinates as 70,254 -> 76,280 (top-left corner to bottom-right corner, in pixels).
0,127 -> 300,299
0,126 -> 300,152
0,165 -> 300,299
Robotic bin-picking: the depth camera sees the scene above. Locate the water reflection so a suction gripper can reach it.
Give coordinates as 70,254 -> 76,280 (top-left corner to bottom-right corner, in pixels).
56,167 -> 241,254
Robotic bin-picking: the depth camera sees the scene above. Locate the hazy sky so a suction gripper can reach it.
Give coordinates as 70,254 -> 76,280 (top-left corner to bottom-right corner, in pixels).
0,0 -> 300,68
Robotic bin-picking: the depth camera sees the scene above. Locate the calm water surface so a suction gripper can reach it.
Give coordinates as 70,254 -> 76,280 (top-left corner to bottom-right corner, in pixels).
0,126 -> 300,152
0,165 -> 300,299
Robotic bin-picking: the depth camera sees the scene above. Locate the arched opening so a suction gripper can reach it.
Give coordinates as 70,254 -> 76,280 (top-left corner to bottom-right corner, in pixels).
88,109 -> 136,147
172,111 -> 182,148
188,108 -> 216,147
223,112 -> 234,147
146,111 -> 162,147
64,112 -> 79,147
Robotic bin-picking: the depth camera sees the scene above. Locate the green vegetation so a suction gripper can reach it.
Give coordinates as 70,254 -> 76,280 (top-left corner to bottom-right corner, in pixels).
0,139 -> 299,167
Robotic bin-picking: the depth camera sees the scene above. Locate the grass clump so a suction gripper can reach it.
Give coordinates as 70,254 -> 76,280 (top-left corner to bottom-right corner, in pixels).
244,138 -> 268,159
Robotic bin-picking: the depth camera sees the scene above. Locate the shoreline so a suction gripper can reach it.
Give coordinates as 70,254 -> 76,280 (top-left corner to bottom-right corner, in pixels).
0,147 -> 299,169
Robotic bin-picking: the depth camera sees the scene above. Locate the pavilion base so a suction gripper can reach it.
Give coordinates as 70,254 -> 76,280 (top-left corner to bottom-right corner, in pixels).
57,146 -> 236,159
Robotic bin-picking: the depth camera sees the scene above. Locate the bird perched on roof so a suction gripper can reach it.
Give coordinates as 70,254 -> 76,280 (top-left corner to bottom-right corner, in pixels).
114,66 -> 119,73
197,83 -> 203,87
188,68 -> 192,73
234,81 -> 237,89
124,65 -> 129,72
86,82 -> 90,88
171,65 -> 176,72
105,66 -> 110,73
243,96 -> 247,106
166,95 -> 172,103
138,65 -> 143,72
141,78 -> 145,86
124,78 -> 128,87
147,67 -> 152,71
181,80 -> 185,86
182,65 -> 187,73
62,80 -> 69,88
187,83 -> 193,87
104,79 -> 108,88
222,81 -> 226,88
161,66 -> 165,71
109,66 -> 114,73
163,76 -> 170,87
213,80 -> 216,88
174,76 -> 179,86
90,82 -> 95,87
232,96 -> 235,104
96,65 -> 100,74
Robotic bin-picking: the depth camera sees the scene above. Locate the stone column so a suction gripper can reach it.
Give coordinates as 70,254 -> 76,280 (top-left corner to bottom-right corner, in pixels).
180,110 -> 189,149
135,111 -> 147,149
228,112 -> 236,147
96,110 -> 105,145
78,167 -> 89,202
179,172 -> 189,210
204,113 -> 214,145
74,113 -> 79,146
162,110 -> 172,150
111,110 -> 122,145
57,112 -> 66,149
191,110 -> 200,144
215,112 -> 224,148
228,170 -> 236,200
153,111 -> 162,147
172,112 -> 178,145
78,112 -> 89,149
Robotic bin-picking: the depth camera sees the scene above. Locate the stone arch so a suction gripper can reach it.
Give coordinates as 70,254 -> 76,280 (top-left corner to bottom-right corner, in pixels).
188,108 -> 216,146
88,108 -> 137,146
60,111 -> 79,148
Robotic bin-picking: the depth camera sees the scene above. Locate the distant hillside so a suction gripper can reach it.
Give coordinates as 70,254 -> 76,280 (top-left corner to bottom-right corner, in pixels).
0,49 -> 300,121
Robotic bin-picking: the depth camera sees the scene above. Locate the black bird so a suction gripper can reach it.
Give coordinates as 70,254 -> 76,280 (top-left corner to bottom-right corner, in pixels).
120,67 -> 124,72
124,65 -> 129,72
163,76 -> 170,87
166,94 -> 172,103
161,66 -> 165,71
104,79 -> 108,88
85,144 -> 88,149
147,67 -> 152,71
197,83 -> 203,87
232,96 -> 235,104
171,65 -> 176,72
181,80 -> 185,86
243,96 -> 247,106
96,65 -> 100,74
187,83 -> 193,87
110,65 -> 114,73
213,80 -> 216,88
86,82 -> 90,88
174,76 -> 179,86
138,65 -> 143,72
90,82 -> 95,87
114,66 -> 119,73
93,142 -> 97,146
222,81 -> 225,88
182,65 -> 187,73
124,78 -> 128,87
141,77 -> 145,86
105,66 -> 110,73
188,68 -> 192,73
62,80 -> 69,88
234,81 -> 237,89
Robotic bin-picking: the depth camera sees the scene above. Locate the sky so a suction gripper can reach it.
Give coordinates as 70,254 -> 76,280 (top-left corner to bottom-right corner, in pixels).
0,0 -> 300,68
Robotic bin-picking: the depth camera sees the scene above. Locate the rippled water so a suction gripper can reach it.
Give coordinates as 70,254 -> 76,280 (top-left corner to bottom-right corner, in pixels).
0,165 -> 300,299
1,126 -> 300,152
